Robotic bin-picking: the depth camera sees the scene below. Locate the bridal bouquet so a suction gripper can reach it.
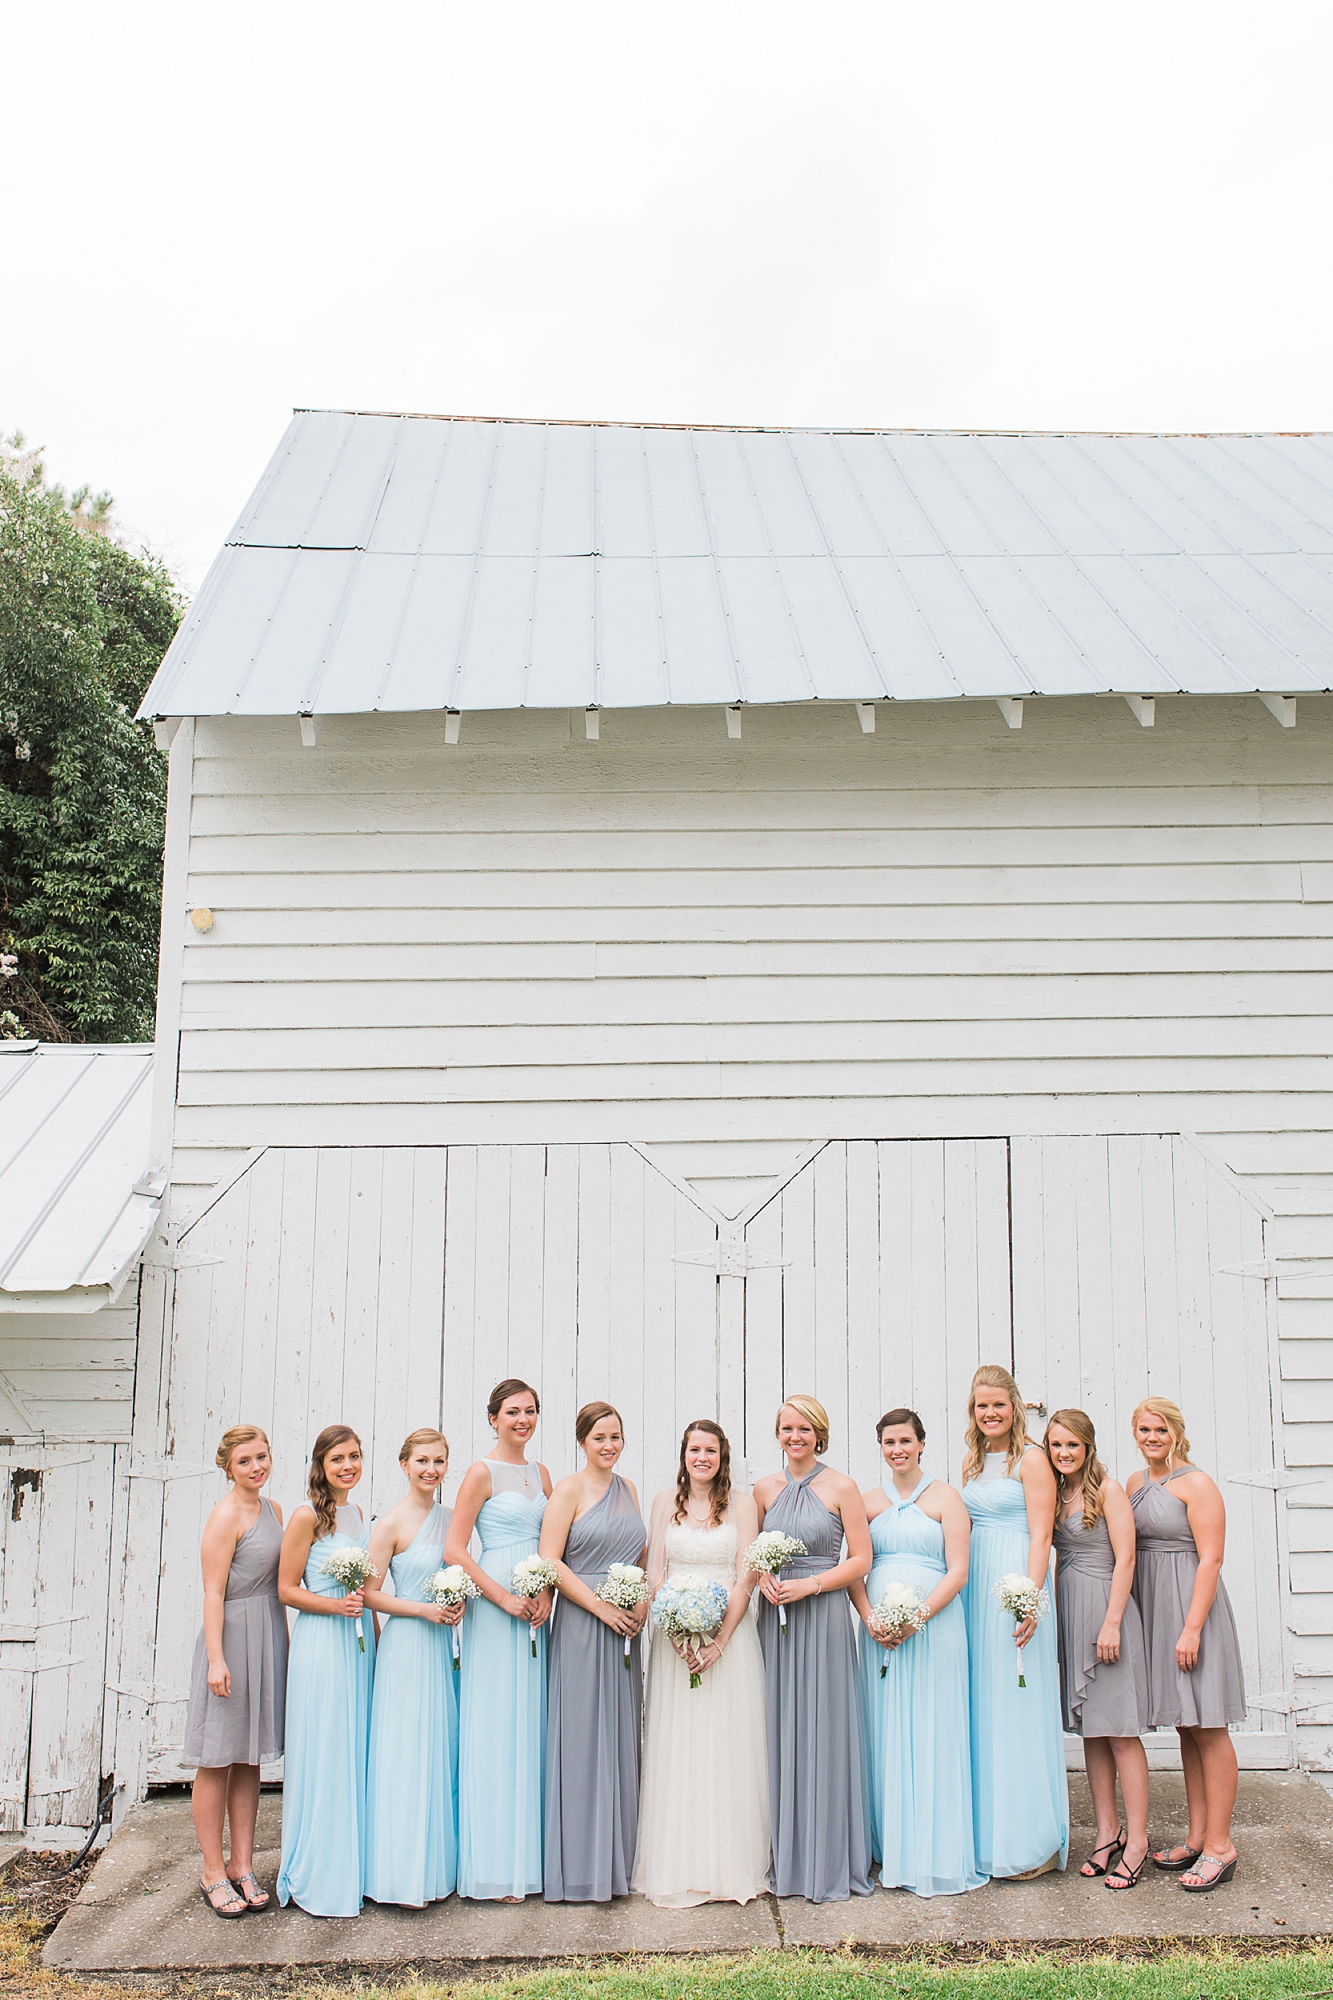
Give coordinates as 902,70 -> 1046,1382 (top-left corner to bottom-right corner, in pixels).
741,1531 -> 808,1632
868,1581 -> 926,1676
991,1572 -> 1051,1687
511,1554 -> 559,1656
597,1562 -> 649,1667
319,1547 -> 379,1652
651,1579 -> 729,1689
426,1564 -> 481,1669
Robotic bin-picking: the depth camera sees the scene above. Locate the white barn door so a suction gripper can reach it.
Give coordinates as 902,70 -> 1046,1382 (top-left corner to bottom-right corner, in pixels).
1009,1134 -> 1287,1754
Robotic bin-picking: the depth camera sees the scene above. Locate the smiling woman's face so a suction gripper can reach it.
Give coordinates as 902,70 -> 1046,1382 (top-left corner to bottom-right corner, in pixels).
405,1442 -> 449,1491
227,1438 -> 271,1490
778,1406 -> 817,1459
323,1439 -> 362,1490
493,1394 -> 538,1447
583,1416 -> 623,1470
880,1424 -> 922,1474
1045,1422 -> 1086,1475
973,1387 -> 1015,1439
685,1430 -> 721,1486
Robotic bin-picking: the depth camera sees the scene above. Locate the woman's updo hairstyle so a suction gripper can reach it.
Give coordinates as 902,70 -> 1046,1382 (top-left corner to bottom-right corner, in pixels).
399,1426 -> 448,1464
487,1378 -> 540,1425
776,1394 -> 830,1455
1132,1395 -> 1192,1470
216,1424 -> 269,1476
308,1424 -> 361,1539
575,1400 -> 622,1446
877,1407 -> 925,1444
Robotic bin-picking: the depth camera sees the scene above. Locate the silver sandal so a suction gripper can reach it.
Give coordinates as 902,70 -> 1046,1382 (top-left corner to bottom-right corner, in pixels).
200,1877 -> 247,1918
227,1870 -> 269,1909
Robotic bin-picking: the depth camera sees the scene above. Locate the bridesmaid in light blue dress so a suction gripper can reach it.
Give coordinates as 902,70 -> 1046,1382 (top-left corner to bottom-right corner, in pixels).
850,1408 -> 985,1897
961,1366 -> 1069,1880
363,1429 -> 462,1905
277,1425 -> 376,1917
445,1379 -> 553,1901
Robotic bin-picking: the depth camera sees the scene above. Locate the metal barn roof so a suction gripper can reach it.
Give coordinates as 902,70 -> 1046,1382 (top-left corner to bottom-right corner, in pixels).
0,1043 -> 162,1312
140,414 -> 1333,717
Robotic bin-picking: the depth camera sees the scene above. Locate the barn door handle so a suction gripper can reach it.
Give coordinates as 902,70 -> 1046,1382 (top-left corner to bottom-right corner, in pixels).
1024,1400 -> 1046,1416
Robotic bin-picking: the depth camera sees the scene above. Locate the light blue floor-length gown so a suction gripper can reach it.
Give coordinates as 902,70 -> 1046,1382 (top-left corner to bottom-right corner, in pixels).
457,1461 -> 548,1900
277,1504 -> 376,1917
962,1450 -> 1069,1878
364,1504 -> 459,1905
857,1478 -> 986,1896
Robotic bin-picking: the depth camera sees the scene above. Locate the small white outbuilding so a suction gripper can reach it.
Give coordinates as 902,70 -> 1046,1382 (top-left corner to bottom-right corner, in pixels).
22,413 -> 1333,1825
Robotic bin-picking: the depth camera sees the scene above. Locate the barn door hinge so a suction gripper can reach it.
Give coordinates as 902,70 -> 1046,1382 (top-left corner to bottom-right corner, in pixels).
1216,1257 -> 1333,1282
1228,1468 -> 1326,1493
141,1254 -> 224,1272
125,1459 -> 211,1483
105,1681 -> 189,1705
0,1652 -> 82,1674
674,1227 -> 790,1280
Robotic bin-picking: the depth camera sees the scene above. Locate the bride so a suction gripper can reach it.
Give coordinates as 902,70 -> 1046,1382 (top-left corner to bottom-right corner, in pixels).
631,1419 -> 771,1907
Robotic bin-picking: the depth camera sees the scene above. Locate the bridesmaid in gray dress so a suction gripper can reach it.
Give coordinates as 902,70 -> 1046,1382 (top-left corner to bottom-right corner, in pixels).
539,1401 -> 647,1901
1129,1396 -> 1246,1894
183,1425 -> 288,1917
753,1395 -> 873,1903
1045,1410 -> 1150,1890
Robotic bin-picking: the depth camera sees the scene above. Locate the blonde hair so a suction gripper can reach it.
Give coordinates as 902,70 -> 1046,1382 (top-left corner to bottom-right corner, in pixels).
963,1365 -> 1029,1483
1044,1408 -> 1107,1529
216,1425 -> 268,1476
1132,1396 -> 1192,1470
399,1427 -> 448,1464
777,1395 -> 830,1456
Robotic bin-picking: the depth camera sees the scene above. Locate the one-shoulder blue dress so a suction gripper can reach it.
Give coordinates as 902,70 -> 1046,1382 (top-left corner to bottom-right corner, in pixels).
278,1505 -> 376,1917
364,1504 -> 459,1905
962,1450 -> 1069,1878
457,1461 -> 548,1900
858,1479 -> 985,1896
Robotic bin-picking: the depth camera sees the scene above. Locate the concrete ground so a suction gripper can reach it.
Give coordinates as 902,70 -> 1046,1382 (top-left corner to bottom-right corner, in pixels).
44,1773 -> 1333,1974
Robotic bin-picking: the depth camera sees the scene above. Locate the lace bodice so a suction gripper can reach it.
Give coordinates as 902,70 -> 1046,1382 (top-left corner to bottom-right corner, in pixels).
664,1519 -> 738,1584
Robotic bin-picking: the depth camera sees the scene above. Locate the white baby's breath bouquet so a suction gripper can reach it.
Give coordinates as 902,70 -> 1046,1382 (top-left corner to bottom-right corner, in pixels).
868,1581 -> 926,1676
426,1564 -> 481,1669
742,1531 -> 808,1632
510,1554 -> 559,1656
319,1547 -> 380,1651
991,1571 -> 1051,1687
596,1562 -> 649,1667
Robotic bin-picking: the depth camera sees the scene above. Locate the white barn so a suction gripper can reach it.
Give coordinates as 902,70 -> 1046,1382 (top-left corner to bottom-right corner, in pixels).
13,413 -> 1333,1832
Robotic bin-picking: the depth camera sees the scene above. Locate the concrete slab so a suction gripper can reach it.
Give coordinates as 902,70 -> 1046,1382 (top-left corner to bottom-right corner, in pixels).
44,1773 -> 1333,1973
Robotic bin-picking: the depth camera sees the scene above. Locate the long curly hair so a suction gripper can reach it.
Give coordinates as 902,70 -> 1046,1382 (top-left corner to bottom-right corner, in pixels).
1044,1408 -> 1107,1529
962,1364 -> 1030,1483
308,1424 -> 361,1539
673,1418 -> 732,1527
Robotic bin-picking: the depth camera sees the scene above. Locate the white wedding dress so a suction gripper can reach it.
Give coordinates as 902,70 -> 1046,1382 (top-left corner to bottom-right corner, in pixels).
631,1516 -> 772,1907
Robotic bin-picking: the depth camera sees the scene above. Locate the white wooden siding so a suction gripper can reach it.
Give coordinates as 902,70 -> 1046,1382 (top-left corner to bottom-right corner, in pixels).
0,1308 -> 137,1443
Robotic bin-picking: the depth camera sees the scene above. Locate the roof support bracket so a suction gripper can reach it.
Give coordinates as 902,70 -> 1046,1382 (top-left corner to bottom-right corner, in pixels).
1122,694 -> 1155,727
1258,693 -> 1296,729
855,702 -> 875,734
726,706 -> 742,740
585,708 -> 600,741
152,718 -> 181,754
995,698 -> 1023,730
298,715 -> 319,748
445,712 -> 462,745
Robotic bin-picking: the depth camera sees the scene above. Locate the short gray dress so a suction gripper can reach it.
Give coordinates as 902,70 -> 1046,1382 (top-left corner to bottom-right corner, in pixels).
544,1474 -> 645,1902
1053,1507 -> 1149,1738
758,1466 -> 873,1903
183,1496 -> 288,1768
1131,1469 -> 1246,1729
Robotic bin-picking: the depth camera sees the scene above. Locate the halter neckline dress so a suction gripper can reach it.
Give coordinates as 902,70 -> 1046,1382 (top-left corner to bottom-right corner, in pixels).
758,1465 -> 872,1903
1131,1467 -> 1246,1728
183,1495 -> 287,1769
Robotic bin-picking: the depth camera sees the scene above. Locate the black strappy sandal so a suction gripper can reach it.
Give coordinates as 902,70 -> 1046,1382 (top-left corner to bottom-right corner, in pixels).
1151,1840 -> 1202,1872
1106,1848 -> 1148,1891
1081,1827 -> 1125,1877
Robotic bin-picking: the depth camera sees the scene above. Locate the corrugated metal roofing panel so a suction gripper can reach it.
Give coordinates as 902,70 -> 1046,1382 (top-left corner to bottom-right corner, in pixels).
0,1044 -> 158,1304
140,415 -> 1333,716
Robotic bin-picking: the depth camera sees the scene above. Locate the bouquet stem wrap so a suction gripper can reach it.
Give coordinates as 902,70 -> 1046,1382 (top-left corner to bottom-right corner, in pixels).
990,1572 -> 1051,1688
596,1563 -> 649,1667
510,1556 -> 559,1657
318,1547 -> 380,1652
426,1564 -> 481,1670
742,1532 -> 808,1632
868,1582 -> 926,1676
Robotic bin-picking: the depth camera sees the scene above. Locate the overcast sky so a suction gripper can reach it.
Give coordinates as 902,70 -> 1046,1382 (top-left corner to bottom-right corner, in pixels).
5,1 -> 1332,590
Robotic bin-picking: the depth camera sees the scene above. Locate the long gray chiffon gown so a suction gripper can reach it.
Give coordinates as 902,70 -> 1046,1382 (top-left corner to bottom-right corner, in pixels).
544,1474 -> 646,1902
182,1496 -> 288,1768
758,1467 -> 872,1903
1131,1468 -> 1245,1728
1053,1508 -> 1149,1737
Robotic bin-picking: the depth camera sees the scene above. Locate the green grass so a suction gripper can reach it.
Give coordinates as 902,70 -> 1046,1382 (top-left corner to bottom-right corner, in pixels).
321,1949 -> 1333,2000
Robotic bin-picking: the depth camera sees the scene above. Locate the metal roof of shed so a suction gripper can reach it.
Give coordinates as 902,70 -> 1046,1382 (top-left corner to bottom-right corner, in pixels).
0,1043 -> 161,1312
140,413 -> 1333,717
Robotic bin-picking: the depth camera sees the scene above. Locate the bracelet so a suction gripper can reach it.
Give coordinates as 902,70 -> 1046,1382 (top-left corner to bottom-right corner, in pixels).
814,1576 -> 824,1596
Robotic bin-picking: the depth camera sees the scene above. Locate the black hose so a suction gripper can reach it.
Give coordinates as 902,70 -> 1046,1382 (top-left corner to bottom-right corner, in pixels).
56,1778 -> 114,1875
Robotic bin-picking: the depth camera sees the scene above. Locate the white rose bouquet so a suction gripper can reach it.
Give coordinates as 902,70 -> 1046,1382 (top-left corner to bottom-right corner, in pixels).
741,1531 -> 808,1631
426,1564 -> 481,1669
991,1571 -> 1051,1687
868,1581 -> 926,1676
596,1562 -> 649,1667
510,1554 -> 559,1656
319,1547 -> 380,1652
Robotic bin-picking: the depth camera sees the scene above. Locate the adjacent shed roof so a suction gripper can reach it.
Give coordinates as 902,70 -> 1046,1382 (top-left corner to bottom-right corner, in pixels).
0,1043 -> 161,1312
140,414 -> 1333,717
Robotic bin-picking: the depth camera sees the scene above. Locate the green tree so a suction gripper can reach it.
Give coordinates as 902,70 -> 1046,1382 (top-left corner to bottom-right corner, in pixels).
0,435 -> 182,1041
